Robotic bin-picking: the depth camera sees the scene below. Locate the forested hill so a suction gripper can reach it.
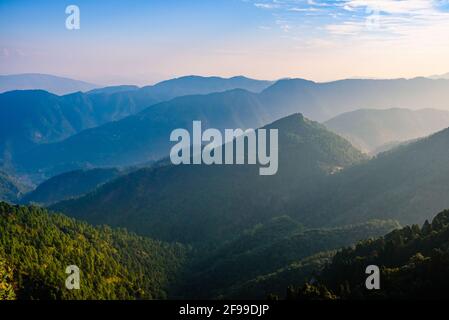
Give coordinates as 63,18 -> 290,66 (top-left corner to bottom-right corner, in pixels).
177,217 -> 399,299
52,113 -> 366,244
288,209 -> 449,300
0,202 -> 188,300
291,124 -> 449,228
21,168 -> 121,206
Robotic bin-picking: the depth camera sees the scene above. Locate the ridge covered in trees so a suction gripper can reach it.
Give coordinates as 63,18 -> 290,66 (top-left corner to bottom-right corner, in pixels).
0,202 -> 188,300
288,209 -> 449,300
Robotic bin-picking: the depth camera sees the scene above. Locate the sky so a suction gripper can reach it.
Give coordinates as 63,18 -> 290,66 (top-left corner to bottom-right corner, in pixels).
1,0 -> 449,85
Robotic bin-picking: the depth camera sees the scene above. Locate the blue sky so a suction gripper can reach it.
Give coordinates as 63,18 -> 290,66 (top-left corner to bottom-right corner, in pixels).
1,0 -> 449,85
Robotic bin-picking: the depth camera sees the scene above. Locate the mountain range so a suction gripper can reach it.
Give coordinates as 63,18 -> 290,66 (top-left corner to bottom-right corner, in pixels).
0,74 -> 99,95
52,110 -> 449,244
10,77 -> 449,179
1,76 -> 272,177
3,73 -> 449,300
429,72 -> 449,80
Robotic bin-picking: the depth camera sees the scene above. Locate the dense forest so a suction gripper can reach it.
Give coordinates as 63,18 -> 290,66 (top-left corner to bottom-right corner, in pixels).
0,202 -> 188,299
174,216 -> 398,299
288,209 -> 449,300
0,201 -> 400,300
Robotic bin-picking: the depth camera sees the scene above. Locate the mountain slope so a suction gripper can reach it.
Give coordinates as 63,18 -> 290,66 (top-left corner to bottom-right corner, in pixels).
0,171 -> 23,202
179,217 -> 399,299
292,126 -> 449,228
0,202 -> 187,300
0,74 -> 98,95
324,108 -> 449,153
52,113 -> 366,244
21,168 -> 121,205
290,209 -> 449,299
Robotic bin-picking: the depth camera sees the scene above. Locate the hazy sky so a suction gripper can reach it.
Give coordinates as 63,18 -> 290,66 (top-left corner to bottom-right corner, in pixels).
1,0 -> 449,85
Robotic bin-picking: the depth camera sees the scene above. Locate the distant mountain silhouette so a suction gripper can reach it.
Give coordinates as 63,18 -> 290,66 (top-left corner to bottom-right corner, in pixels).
325,108 -> 449,153
429,72 -> 449,80
87,85 -> 139,95
142,75 -> 274,97
0,73 -> 98,95
260,77 -> 449,121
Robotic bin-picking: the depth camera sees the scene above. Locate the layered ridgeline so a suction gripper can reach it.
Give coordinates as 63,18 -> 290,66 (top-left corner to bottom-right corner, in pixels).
0,89 -> 152,163
258,77 -> 449,121
0,75 -> 271,170
21,168 -> 121,206
54,112 -> 449,243
0,202 -> 187,300
52,113 -> 366,244
0,74 -> 98,95
15,78 -> 449,177
291,124 -> 449,228
177,217 -> 399,299
17,89 -> 269,177
289,209 -> 449,300
0,171 -> 25,203
325,108 -> 449,154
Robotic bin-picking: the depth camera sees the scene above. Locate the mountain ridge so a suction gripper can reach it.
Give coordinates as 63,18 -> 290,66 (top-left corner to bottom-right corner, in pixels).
51,113 -> 366,244
324,108 -> 449,153
0,73 -> 99,95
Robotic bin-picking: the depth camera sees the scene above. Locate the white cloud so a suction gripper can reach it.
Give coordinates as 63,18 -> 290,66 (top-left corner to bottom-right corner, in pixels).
254,3 -> 280,9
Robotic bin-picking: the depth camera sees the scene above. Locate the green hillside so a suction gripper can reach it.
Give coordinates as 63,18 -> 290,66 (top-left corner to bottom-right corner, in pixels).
177,217 -> 399,299
289,209 -> 449,299
0,202 -> 187,300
